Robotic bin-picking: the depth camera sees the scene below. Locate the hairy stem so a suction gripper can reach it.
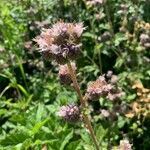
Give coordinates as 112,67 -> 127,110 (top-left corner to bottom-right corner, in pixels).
67,61 -> 100,150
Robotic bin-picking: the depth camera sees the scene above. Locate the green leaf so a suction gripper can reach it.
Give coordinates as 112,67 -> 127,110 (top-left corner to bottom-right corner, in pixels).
80,130 -> 91,144
83,32 -> 95,39
0,130 -> 30,146
60,130 -> 74,150
83,144 -> 94,150
36,103 -> 45,122
114,57 -> 124,68
117,117 -> 126,128
31,118 -> 49,136
17,84 -> 29,97
127,94 -> 136,101
114,33 -> 127,46
66,140 -> 82,150
96,125 -> 108,144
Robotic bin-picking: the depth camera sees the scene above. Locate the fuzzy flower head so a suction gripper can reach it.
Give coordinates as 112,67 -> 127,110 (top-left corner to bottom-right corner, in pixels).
107,90 -> 124,101
86,72 -> 124,101
140,33 -> 150,48
58,62 -> 76,85
86,75 -> 113,100
34,21 -> 85,64
100,109 -> 110,118
119,139 -> 132,150
106,70 -> 113,78
86,0 -> 105,6
57,104 -> 80,122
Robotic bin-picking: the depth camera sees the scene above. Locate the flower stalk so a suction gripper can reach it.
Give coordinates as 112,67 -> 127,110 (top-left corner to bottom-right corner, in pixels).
34,21 -> 100,150
67,61 -> 100,150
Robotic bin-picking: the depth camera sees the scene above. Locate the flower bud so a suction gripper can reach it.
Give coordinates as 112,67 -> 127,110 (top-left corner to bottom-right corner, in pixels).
106,70 -> 113,78
58,63 -> 76,85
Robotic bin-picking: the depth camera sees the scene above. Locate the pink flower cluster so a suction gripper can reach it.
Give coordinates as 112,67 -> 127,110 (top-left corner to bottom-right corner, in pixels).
86,0 -> 105,6
86,75 -> 113,100
34,22 -> 84,64
86,71 -> 124,101
140,33 -> 150,48
119,139 -> 132,150
57,104 -> 80,122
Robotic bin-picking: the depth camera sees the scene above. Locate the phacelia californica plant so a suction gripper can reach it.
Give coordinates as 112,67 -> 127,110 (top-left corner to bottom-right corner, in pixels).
34,21 -> 124,150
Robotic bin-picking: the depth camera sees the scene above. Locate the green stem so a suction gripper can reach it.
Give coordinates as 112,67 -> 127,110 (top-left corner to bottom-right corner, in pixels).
67,61 -> 100,150
104,2 -> 114,36
105,2 -> 128,70
98,48 -> 102,74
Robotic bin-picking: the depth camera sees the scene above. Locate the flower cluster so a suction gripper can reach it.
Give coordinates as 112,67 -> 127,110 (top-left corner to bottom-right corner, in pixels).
118,4 -> 128,15
125,81 -> 150,118
119,139 -> 132,150
86,75 -> 113,100
57,104 -> 80,122
86,0 -> 105,6
34,22 -> 84,64
58,62 -> 76,85
140,33 -> 150,49
86,71 -> 124,101
135,21 -> 150,31
100,109 -> 110,118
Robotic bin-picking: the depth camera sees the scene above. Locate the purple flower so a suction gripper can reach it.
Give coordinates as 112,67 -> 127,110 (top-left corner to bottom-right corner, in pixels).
57,104 -> 80,122
119,139 -> 132,150
140,34 -> 149,43
34,21 -> 85,64
106,70 -> 113,78
86,0 -> 105,6
86,73 -> 123,101
100,109 -> 110,117
140,33 -> 150,48
86,75 -> 113,100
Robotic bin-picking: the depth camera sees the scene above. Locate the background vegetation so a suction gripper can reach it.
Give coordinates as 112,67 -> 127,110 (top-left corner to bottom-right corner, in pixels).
0,0 -> 149,149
